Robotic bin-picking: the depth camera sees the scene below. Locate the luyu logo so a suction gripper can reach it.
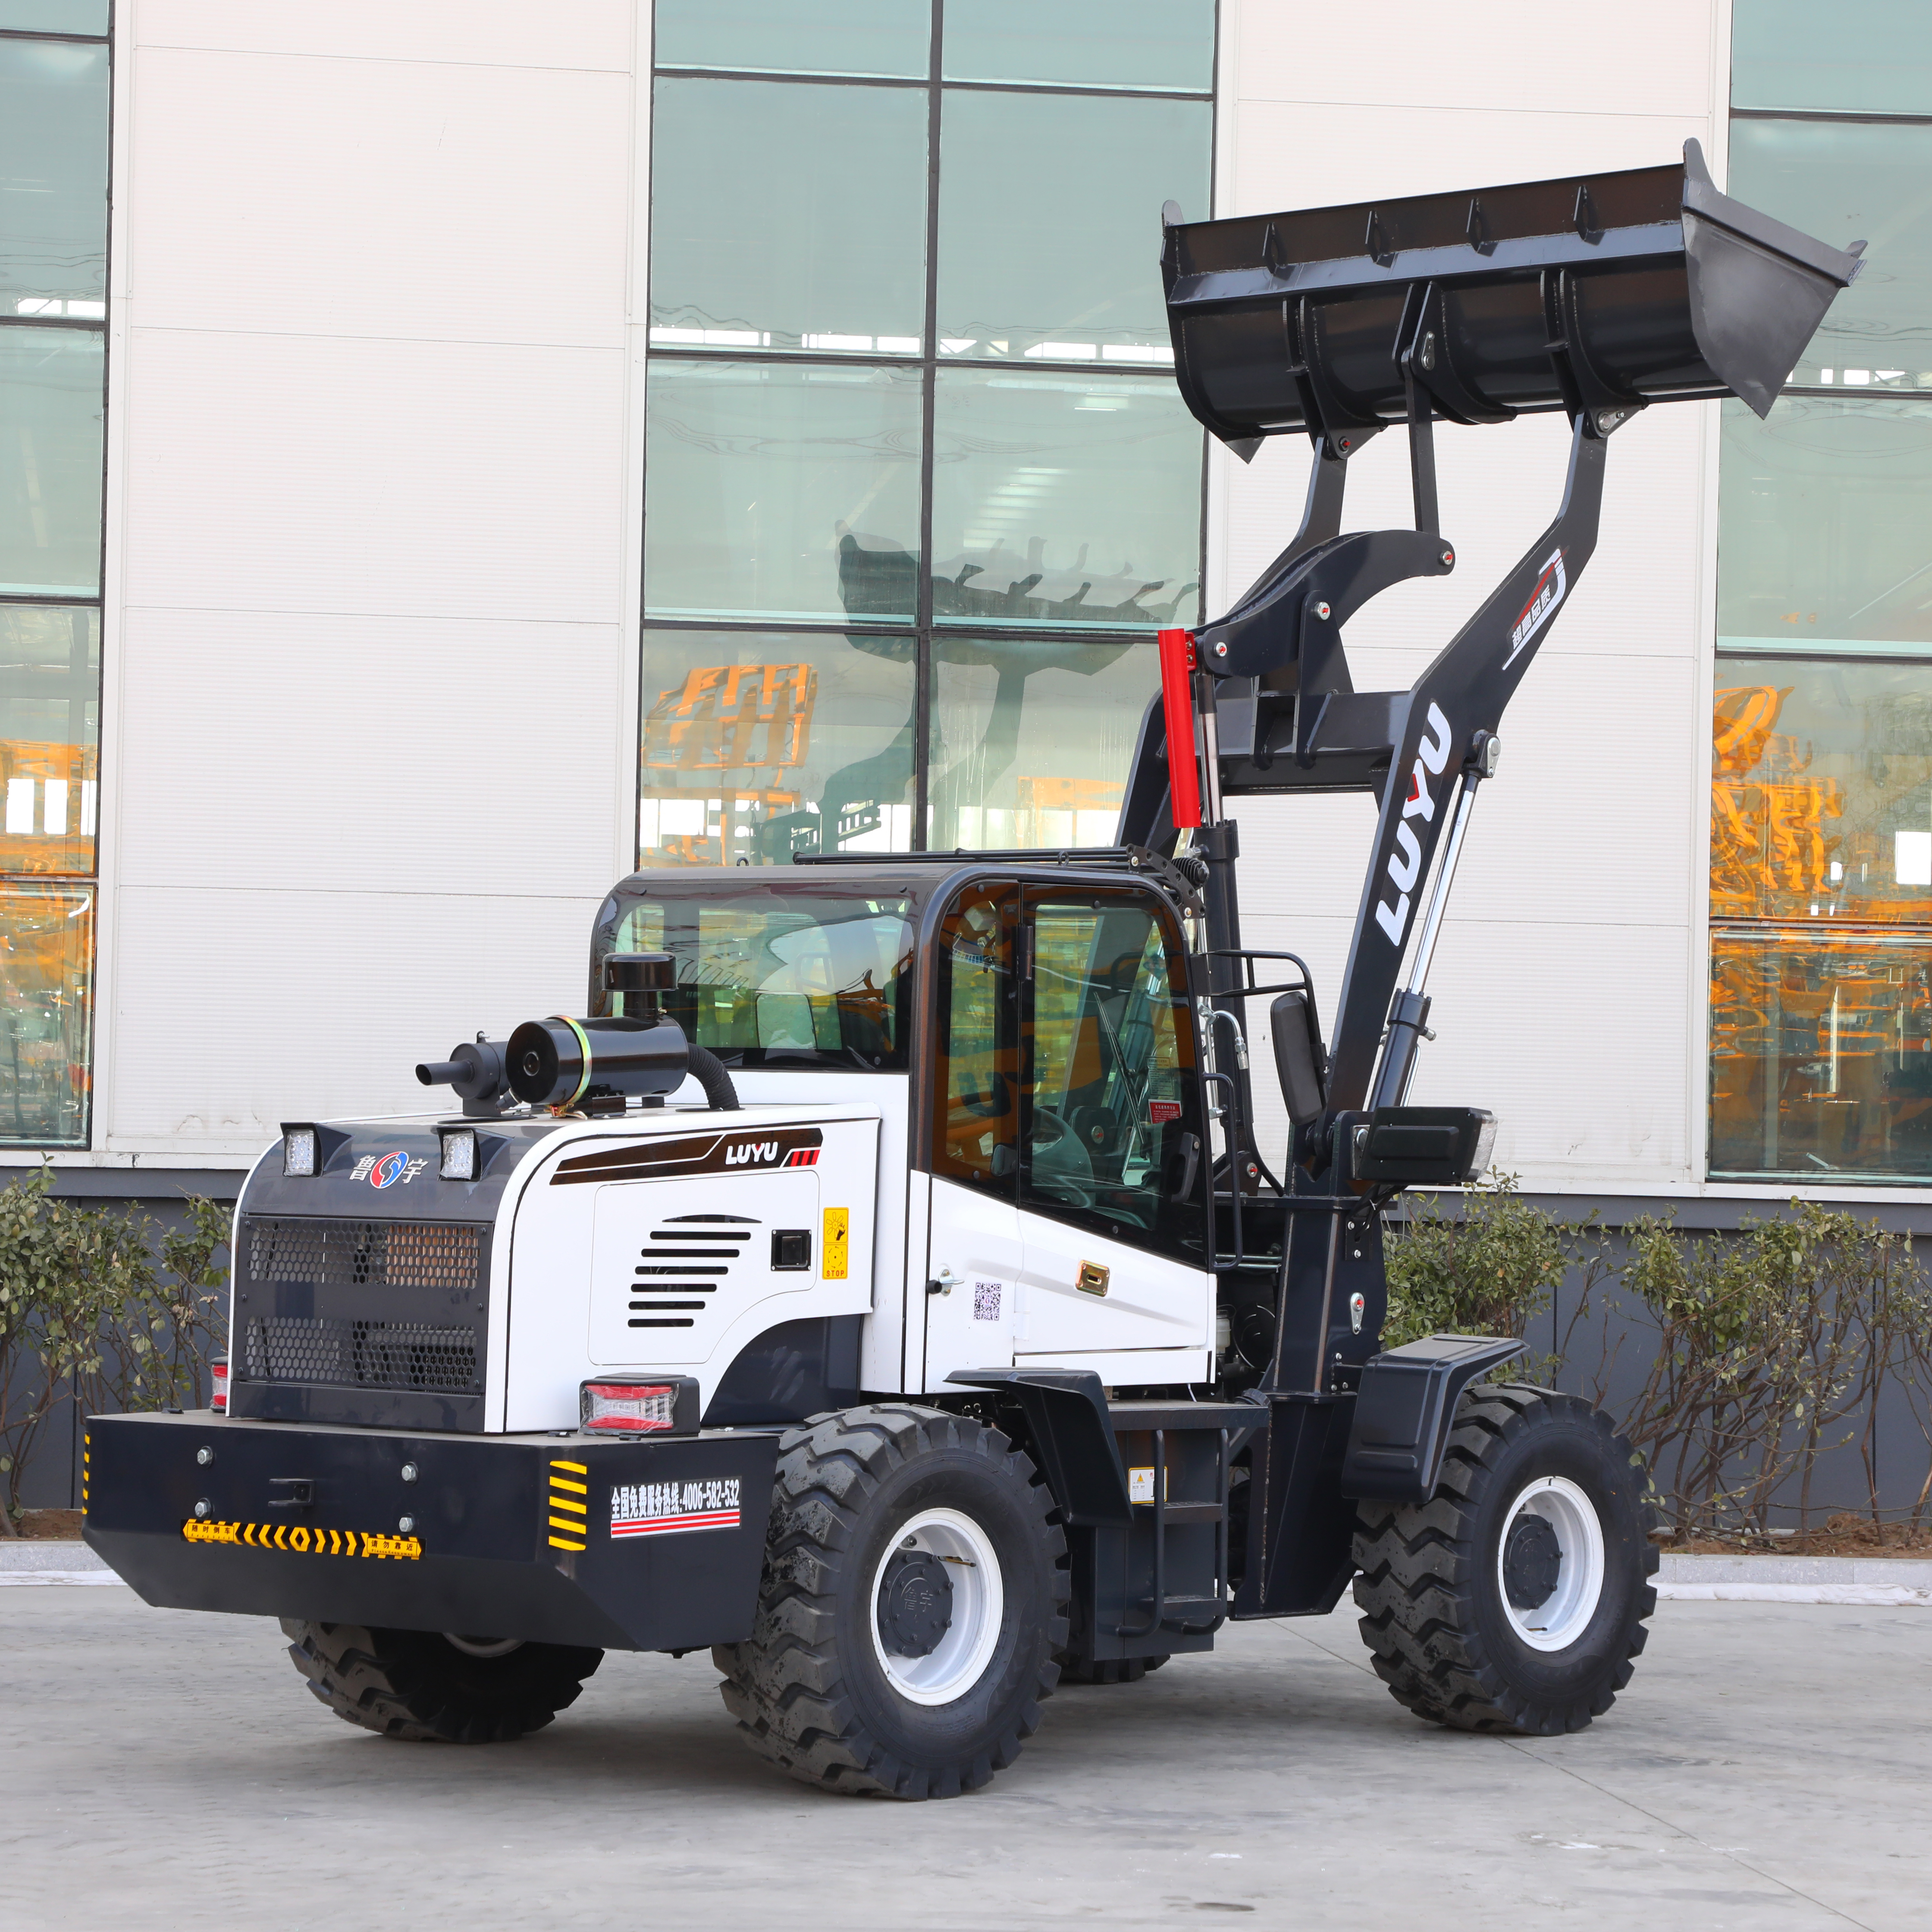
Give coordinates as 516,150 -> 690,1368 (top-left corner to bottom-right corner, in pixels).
724,1140 -> 780,1167
1374,703 -> 1453,947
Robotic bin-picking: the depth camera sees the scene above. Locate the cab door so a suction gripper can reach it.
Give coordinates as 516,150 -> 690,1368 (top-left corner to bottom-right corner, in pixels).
1013,888 -> 1212,1373
920,881 -> 1023,1385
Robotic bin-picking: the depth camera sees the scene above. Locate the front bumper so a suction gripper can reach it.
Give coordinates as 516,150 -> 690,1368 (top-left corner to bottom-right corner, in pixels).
83,1411 -> 781,1652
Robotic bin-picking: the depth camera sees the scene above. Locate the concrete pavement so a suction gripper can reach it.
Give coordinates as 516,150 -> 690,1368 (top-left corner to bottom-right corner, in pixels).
1,1587 -> 1925,1930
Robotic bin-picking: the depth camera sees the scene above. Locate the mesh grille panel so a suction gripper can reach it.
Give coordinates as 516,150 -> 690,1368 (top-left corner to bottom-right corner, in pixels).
245,1217 -> 482,1292
245,1316 -> 480,1394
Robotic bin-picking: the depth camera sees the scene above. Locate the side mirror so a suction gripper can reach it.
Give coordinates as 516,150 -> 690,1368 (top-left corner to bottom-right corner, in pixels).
1270,990 -> 1325,1126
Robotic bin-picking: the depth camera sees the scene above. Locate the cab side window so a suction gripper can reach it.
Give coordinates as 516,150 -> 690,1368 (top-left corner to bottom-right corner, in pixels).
931,885 -> 1018,1192
1022,891 -> 1204,1260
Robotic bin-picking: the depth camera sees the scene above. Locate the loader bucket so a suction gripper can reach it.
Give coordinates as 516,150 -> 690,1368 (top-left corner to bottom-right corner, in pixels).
1161,139 -> 1863,451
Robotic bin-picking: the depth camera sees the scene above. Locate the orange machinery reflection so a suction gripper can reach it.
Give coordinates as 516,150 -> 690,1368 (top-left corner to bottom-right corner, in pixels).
1709,684 -> 1932,1174
0,738 -> 98,876
0,883 -> 93,1143
640,663 -> 816,866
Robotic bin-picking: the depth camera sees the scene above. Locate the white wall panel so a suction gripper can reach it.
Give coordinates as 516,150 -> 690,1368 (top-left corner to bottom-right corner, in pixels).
106,884 -> 604,1152
133,1 -> 635,72
1234,3 -> 1712,117
114,608 -> 624,897
120,329 -> 627,621
128,49 -> 631,345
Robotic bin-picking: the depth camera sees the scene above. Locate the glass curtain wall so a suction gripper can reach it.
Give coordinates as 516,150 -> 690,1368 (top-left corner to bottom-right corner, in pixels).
640,0 -> 1214,866
1711,1 -> 1932,1180
0,0 -> 108,1148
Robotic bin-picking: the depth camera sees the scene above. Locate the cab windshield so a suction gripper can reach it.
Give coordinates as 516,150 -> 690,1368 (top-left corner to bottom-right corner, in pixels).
599,887 -> 916,1070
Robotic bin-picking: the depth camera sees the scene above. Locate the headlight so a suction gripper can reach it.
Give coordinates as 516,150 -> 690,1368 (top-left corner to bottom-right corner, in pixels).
438,1127 -> 478,1182
281,1125 -> 318,1176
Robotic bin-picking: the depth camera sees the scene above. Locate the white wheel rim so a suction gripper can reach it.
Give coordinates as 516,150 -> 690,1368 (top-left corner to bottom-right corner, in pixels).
1496,1475 -> 1606,1652
869,1506 -> 1004,1706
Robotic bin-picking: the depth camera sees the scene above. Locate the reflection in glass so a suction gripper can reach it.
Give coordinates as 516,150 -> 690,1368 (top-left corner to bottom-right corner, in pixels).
0,38 -> 108,315
1712,657 -> 1932,925
1726,119 -> 1932,385
652,0 -> 930,79
1732,0 -> 1932,117
0,604 -> 98,876
644,360 -> 922,622
1716,398 -> 1932,651
928,370 -> 1201,628
1709,927 -> 1932,1180
943,0 -> 1215,92
0,2 -> 107,31
937,90 -> 1210,364
928,634 -> 1153,848
649,78 -> 927,356
639,627 -> 917,862
0,881 -> 91,1147
0,328 -> 104,596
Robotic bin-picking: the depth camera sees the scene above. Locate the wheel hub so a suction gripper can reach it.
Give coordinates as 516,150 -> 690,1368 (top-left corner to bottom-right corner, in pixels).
878,1550 -> 954,1659
1502,1514 -> 1563,1610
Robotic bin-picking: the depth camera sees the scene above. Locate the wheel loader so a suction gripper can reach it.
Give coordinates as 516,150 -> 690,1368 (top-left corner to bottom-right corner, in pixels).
83,143 -> 1862,1797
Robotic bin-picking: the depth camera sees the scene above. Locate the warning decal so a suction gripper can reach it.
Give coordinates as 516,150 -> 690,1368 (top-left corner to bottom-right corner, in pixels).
822,1207 -> 850,1280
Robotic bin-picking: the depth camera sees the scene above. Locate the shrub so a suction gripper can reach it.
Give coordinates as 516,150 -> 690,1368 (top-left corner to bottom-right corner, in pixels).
0,1167 -> 229,1530
1383,1172 -> 1610,1380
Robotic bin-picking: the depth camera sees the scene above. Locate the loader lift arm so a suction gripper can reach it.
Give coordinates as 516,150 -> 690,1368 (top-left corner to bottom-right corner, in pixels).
1116,142 -> 1863,1617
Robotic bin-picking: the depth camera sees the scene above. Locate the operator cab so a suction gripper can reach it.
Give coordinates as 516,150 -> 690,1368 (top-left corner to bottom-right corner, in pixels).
594,859 -> 1217,1383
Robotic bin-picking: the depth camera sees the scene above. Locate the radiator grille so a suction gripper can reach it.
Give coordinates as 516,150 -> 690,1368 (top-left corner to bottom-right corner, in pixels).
245,1217 -> 482,1293
244,1316 -> 480,1394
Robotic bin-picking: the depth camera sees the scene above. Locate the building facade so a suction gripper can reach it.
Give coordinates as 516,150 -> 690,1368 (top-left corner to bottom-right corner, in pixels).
3,0 -> 1930,1228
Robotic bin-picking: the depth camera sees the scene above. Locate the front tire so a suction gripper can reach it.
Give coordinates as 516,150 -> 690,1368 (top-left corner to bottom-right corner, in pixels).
715,1404 -> 1068,1799
1352,1386 -> 1657,1735
282,1621 -> 602,1743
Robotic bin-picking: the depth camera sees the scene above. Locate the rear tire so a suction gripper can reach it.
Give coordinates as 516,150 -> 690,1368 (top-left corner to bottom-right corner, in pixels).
715,1404 -> 1068,1799
282,1620 -> 602,1743
1352,1386 -> 1657,1735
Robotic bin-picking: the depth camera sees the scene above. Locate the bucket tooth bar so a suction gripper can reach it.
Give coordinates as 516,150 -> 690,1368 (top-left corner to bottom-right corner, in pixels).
1129,142 -> 1863,1127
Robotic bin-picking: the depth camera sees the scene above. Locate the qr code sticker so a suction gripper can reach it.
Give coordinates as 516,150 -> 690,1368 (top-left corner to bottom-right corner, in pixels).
972,1280 -> 1002,1322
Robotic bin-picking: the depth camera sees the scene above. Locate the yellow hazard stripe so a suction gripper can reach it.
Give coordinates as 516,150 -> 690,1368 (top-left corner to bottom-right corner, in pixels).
549,1458 -> 588,1474
547,1494 -> 586,1515
548,1535 -> 586,1552
548,1475 -> 587,1495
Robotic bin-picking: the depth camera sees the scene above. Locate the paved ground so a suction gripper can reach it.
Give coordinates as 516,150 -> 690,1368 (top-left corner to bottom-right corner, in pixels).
2,1590 -> 1925,1931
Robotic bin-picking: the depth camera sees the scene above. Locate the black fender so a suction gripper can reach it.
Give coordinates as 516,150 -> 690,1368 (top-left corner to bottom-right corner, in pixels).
1339,1333 -> 1528,1504
945,1369 -> 1134,1526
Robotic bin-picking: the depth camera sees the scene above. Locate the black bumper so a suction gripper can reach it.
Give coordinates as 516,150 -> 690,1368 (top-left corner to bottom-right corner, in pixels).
83,1411 -> 781,1653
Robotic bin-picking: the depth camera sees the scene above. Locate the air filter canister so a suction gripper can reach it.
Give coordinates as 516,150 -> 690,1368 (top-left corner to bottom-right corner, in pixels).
507,1013 -> 690,1109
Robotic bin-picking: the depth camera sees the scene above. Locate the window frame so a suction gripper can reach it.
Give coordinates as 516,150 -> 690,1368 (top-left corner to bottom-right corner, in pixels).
0,6 -> 110,1151
638,0 -> 1217,865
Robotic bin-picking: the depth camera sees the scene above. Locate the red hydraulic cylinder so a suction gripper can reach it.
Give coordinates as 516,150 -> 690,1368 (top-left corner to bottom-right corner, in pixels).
1157,627 -> 1203,830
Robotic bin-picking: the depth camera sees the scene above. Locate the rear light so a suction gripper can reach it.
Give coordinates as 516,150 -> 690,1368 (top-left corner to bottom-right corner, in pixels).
579,1376 -> 699,1436
210,1358 -> 229,1414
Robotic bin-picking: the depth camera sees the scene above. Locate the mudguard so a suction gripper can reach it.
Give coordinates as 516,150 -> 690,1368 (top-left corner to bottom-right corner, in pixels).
1338,1333 -> 1528,1504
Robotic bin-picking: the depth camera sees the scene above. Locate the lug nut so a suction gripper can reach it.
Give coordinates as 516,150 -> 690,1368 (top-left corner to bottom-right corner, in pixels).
1441,548 -> 1454,566
193,1498 -> 210,1520
1314,601 -> 1331,620
398,1515 -> 416,1534
400,1462 -> 419,1484
1212,640 -> 1227,656
196,1446 -> 213,1467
